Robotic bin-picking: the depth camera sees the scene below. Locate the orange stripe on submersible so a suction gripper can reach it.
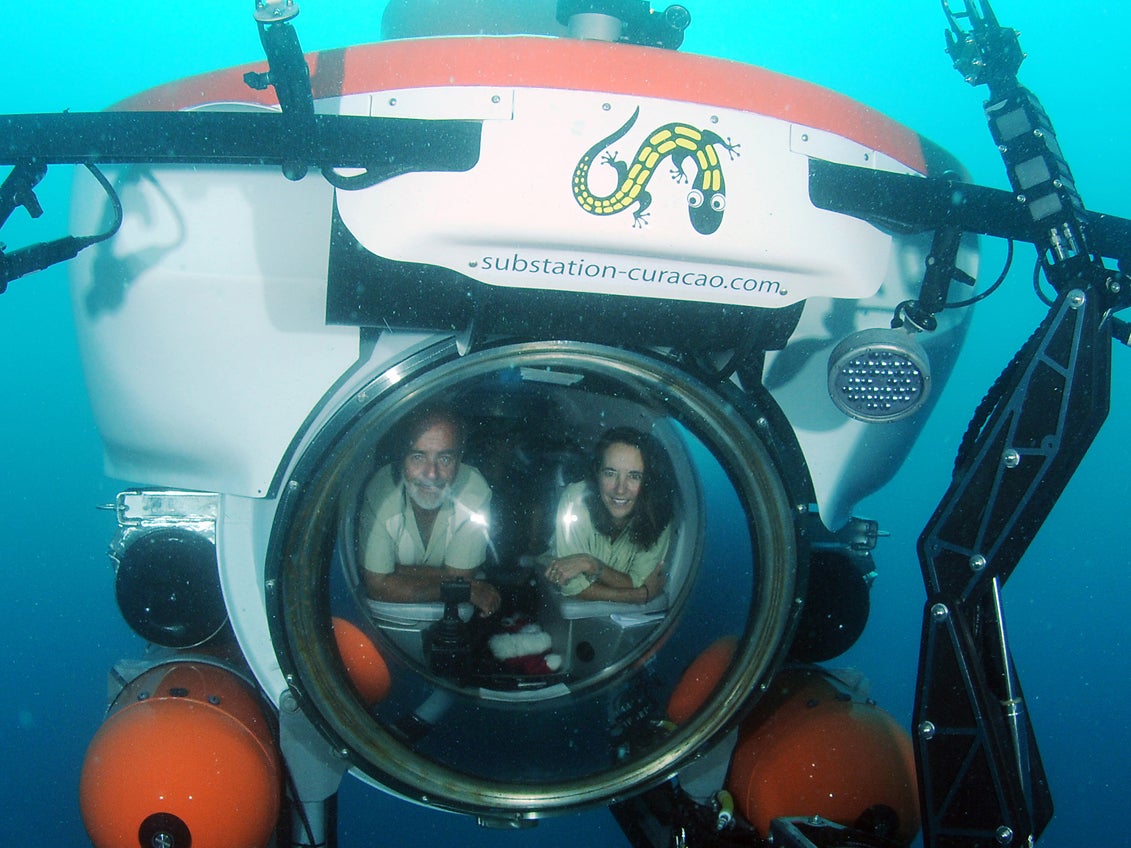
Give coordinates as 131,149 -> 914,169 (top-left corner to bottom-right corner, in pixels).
116,37 -> 927,174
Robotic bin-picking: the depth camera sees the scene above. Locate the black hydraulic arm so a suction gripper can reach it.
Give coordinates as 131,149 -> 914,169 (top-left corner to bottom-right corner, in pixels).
914,283 -> 1108,847
912,3 -> 1126,846
809,3 -> 1130,845
0,112 -> 481,291
808,160 -> 1131,268
0,112 -> 481,171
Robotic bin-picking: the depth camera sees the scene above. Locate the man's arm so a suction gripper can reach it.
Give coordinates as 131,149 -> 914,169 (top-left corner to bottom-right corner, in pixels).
364,565 -> 500,614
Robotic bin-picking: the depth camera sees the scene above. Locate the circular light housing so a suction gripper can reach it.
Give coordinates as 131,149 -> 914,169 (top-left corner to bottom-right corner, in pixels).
115,528 -> 228,648
827,328 -> 931,423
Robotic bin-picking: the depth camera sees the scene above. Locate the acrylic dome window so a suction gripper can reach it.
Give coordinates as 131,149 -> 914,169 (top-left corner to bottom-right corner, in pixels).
335,366 -> 703,695
267,341 -> 802,816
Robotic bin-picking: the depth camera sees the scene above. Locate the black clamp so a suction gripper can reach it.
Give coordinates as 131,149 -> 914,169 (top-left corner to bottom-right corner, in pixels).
244,0 -> 315,180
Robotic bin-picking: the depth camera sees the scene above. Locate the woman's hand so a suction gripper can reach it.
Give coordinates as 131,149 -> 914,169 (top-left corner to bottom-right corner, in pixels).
640,563 -> 666,603
545,554 -> 601,587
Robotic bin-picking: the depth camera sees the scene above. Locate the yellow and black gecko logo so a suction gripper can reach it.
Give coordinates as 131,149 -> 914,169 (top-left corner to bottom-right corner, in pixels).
571,107 -> 741,235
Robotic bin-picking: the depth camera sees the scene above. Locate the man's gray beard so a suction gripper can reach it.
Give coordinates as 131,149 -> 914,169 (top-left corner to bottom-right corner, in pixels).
407,480 -> 450,511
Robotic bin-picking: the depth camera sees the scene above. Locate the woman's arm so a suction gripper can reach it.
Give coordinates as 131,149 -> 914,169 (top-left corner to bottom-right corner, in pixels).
574,564 -> 666,605
546,554 -> 666,604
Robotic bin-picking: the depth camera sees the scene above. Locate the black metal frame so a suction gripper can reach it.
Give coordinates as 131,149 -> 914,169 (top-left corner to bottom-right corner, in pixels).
812,4 -> 1129,846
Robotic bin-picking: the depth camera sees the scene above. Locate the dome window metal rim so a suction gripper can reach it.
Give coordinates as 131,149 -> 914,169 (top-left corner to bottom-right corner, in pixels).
265,339 -> 803,817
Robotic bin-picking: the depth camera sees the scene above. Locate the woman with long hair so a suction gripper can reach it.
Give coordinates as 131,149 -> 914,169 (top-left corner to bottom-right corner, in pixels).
544,426 -> 675,604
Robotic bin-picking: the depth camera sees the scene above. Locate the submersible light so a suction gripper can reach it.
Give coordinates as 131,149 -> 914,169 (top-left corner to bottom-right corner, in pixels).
827,327 -> 931,423
111,490 -> 228,648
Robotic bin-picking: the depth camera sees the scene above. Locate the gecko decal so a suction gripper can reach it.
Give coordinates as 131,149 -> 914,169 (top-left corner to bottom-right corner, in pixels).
571,107 -> 741,235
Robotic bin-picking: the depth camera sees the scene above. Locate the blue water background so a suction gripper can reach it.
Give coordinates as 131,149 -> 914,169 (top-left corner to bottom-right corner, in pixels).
2,2 -> 1129,845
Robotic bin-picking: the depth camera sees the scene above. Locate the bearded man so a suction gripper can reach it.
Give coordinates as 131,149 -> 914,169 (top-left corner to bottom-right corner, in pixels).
359,405 -> 501,616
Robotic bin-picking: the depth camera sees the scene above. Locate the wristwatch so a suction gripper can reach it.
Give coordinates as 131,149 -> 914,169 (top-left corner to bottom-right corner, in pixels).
589,563 -> 604,584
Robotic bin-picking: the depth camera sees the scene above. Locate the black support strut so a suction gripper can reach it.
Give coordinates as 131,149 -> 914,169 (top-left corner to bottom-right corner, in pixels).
914,284 -> 1109,846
